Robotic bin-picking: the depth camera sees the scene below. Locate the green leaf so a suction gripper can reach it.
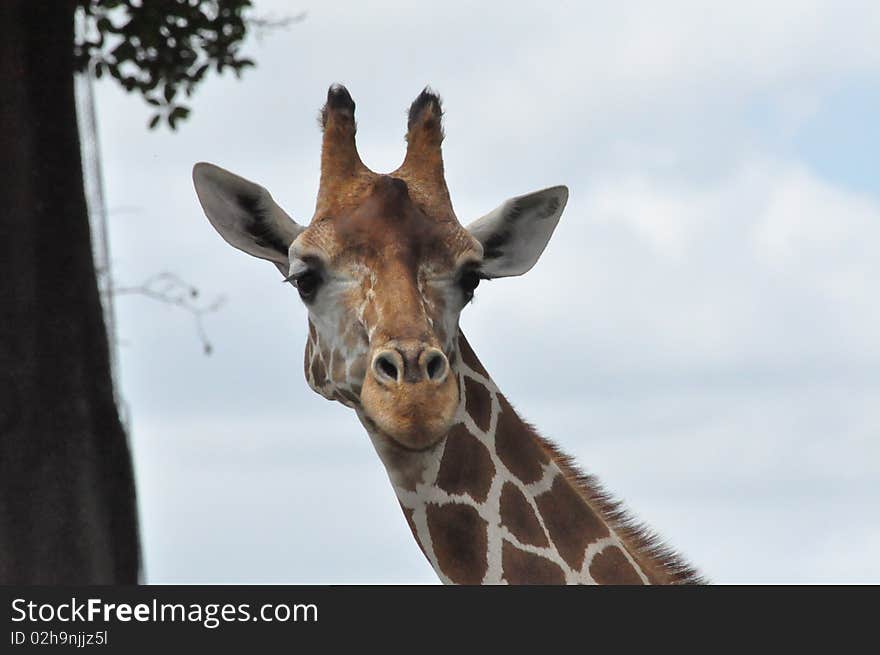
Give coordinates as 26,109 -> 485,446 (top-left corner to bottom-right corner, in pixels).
93,0 -> 268,131
193,63 -> 209,81
169,105 -> 191,120
110,40 -> 135,62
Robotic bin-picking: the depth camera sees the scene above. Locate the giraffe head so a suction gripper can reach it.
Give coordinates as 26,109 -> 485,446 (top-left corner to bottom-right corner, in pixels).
193,85 -> 568,450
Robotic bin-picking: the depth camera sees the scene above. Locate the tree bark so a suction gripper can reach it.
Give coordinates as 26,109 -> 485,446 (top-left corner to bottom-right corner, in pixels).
0,0 -> 141,583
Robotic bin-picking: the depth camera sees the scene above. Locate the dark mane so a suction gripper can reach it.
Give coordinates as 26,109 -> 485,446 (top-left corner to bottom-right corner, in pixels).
534,429 -> 707,584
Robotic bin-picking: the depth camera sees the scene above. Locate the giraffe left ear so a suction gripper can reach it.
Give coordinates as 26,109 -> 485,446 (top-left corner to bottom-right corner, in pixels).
466,186 -> 568,278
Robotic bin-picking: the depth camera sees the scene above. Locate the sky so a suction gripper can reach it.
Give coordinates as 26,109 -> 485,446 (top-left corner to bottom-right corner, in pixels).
93,0 -> 880,583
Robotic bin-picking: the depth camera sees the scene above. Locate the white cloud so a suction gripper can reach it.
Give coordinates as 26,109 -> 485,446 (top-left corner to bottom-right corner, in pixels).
587,174 -> 709,259
755,166 -> 880,320
467,153 -> 880,371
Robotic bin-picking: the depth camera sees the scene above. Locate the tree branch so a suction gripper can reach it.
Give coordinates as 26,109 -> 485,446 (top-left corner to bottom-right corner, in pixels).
113,272 -> 225,355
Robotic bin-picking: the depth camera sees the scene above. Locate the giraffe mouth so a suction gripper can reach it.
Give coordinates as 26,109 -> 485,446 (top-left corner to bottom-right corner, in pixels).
359,373 -> 459,450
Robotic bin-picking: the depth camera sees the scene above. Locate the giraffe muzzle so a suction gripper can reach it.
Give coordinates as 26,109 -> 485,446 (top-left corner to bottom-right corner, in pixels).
361,341 -> 458,449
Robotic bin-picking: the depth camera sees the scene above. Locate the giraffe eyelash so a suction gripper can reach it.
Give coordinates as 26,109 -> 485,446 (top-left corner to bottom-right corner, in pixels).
458,267 -> 488,304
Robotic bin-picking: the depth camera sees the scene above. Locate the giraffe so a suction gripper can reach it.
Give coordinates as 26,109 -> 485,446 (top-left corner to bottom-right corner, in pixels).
192,85 -> 704,584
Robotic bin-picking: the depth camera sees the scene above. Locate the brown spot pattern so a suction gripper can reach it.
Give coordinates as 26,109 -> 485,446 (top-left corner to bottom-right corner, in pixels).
535,476 -> 609,571
501,541 -> 566,585
304,342 -> 313,380
399,503 -> 427,558
463,376 -> 492,432
337,388 -> 360,405
499,482 -> 549,547
589,546 -> 644,585
435,424 -> 495,502
426,503 -> 488,584
310,355 -> 326,387
494,395 -> 549,484
457,333 -> 490,377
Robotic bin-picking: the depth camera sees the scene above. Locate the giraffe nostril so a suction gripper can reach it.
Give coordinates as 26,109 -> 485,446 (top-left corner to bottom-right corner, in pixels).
372,345 -> 448,385
424,350 -> 448,383
373,352 -> 400,383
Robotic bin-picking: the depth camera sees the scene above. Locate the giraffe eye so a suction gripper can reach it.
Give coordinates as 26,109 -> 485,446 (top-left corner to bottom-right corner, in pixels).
294,271 -> 321,301
459,269 -> 481,301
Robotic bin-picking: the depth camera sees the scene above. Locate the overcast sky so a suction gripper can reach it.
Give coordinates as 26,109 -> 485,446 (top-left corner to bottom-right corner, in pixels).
93,0 -> 880,583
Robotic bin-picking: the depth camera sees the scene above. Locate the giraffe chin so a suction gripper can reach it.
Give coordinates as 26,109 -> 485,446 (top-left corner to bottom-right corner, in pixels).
359,375 -> 459,451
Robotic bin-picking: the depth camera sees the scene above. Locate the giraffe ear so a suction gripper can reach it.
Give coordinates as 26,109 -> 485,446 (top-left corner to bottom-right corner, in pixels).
466,186 -> 568,278
192,162 -> 305,271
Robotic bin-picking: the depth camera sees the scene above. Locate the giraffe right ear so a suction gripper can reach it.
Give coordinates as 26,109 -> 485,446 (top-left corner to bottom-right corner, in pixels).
192,162 -> 305,271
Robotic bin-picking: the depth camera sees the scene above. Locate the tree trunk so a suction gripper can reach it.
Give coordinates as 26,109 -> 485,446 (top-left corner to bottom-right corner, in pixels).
0,0 -> 141,583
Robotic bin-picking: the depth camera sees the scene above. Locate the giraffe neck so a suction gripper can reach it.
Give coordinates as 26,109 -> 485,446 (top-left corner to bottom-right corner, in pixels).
358,332 -> 702,585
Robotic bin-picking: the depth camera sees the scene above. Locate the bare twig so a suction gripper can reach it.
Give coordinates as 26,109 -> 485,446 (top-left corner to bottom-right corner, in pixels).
246,11 -> 307,41
113,272 -> 226,355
